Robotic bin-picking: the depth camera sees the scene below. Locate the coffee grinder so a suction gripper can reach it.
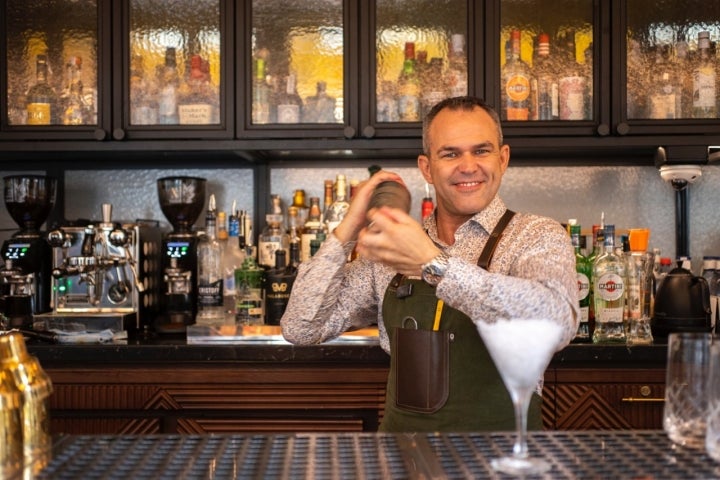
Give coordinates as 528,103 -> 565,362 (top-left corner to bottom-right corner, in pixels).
0,175 -> 56,328
155,176 -> 206,333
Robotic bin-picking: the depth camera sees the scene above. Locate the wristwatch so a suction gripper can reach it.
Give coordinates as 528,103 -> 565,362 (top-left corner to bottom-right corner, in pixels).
421,251 -> 451,286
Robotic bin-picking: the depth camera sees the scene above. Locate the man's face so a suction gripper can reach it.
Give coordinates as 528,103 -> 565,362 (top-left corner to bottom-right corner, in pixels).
418,107 -> 510,224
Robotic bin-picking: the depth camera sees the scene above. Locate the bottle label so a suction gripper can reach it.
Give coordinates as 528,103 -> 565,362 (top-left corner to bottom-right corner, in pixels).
26,103 -> 52,125
596,306 -> 624,324
597,272 -> 624,301
650,93 -> 677,119
398,94 -> 420,121
694,69 -> 716,109
197,278 -> 223,307
178,104 -> 213,124
236,288 -> 264,325
300,233 -> 317,263
559,76 -> 586,120
577,272 -> 590,302
277,104 -> 300,123
259,240 -> 282,267
506,74 -> 531,102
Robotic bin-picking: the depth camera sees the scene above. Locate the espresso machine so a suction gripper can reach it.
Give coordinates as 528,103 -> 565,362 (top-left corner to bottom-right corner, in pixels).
155,176 -> 206,334
0,175 -> 56,328
40,204 -> 163,334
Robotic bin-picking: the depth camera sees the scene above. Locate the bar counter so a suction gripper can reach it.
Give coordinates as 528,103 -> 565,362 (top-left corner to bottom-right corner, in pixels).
35,430 -> 717,479
24,329 -> 669,434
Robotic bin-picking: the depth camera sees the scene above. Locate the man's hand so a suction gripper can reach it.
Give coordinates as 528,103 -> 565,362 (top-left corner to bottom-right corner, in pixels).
355,206 -> 441,277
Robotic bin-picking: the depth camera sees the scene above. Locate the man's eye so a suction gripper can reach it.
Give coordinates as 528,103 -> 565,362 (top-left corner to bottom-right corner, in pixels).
440,151 -> 458,159
474,148 -> 491,155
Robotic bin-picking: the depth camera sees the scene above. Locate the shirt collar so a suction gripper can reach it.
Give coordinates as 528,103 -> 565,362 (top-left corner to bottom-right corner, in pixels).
423,195 -> 507,242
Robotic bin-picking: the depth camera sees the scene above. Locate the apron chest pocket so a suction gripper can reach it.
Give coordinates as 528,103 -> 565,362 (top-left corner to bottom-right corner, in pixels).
393,317 -> 452,414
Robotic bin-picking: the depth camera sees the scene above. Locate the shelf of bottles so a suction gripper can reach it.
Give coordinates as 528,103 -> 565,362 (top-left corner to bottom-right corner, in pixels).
128,0 -> 221,126
500,0 -> 593,122
375,0 -> 468,123
4,0 -> 99,127
250,0 -> 344,126
626,1 -> 720,120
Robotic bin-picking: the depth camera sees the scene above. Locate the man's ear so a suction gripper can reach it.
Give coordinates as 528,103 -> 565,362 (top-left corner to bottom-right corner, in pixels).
418,154 -> 433,183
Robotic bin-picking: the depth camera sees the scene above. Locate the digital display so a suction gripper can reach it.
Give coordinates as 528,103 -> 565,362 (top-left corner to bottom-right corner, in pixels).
166,241 -> 190,258
4,243 -> 30,260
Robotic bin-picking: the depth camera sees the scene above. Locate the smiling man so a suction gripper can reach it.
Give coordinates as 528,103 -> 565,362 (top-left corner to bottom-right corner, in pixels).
281,96 -> 579,432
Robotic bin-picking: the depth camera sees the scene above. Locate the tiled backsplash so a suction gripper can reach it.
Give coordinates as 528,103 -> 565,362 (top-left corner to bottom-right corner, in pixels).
1,163 -> 719,273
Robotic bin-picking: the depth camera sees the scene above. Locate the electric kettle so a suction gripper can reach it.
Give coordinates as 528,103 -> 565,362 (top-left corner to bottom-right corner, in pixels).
651,266 -> 712,338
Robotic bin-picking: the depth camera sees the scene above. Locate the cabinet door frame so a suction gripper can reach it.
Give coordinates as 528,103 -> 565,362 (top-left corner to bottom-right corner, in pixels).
0,0 -> 111,141
113,0 -> 235,141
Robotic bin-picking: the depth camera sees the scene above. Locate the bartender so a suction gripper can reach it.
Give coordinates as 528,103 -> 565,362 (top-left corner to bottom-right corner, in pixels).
281,96 -> 578,432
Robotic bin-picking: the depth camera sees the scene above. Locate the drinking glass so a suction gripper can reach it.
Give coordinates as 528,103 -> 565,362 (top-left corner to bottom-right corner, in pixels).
663,332 -> 712,448
476,318 -> 564,476
706,343 -> 720,461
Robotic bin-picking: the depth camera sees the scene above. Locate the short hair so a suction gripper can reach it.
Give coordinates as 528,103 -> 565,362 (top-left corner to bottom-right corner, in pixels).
422,96 -> 504,154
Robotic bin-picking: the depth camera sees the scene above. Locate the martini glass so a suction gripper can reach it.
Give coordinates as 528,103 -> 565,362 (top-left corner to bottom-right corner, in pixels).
476,318 -> 564,476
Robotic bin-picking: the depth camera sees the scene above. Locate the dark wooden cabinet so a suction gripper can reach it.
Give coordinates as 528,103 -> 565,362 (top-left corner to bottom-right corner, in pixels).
1,1 -> 720,164
543,367 -> 666,430
46,364 -> 389,434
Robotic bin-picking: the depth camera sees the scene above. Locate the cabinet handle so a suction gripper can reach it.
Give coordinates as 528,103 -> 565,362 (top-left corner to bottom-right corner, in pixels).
596,124 -> 610,136
343,126 -> 356,139
621,397 -> 664,403
112,128 -> 126,140
616,122 -> 630,135
93,129 -> 107,141
362,125 -> 376,139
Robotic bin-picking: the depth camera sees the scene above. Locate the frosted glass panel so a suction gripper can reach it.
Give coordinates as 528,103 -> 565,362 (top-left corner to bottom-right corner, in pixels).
129,0 -> 221,126
375,0 -> 468,123
626,1 -> 720,120
5,0 -> 98,126
251,0 -> 344,125
500,0 -> 593,122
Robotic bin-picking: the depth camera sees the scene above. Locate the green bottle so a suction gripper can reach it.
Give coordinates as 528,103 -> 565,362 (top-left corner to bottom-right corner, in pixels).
571,223 -> 592,342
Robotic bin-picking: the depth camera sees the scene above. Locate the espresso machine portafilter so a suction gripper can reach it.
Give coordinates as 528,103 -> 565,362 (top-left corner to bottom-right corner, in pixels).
0,175 -> 56,329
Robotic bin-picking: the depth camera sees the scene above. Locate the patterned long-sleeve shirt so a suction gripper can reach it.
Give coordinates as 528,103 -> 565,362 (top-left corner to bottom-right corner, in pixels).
281,196 -> 579,353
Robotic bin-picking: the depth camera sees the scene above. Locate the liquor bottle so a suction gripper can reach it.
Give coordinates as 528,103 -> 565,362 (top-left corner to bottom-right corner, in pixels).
235,251 -> 264,326
26,54 -> 57,125
570,223 -> 592,342
221,211 -> 247,323
61,56 -> 90,125
557,30 -> 587,120
196,196 -> 224,325
377,80 -> 400,122
276,73 -> 303,123
693,31 -> 717,119
397,42 -> 421,122
673,34 -> 693,118
420,57 -> 446,117
421,183 -> 434,221
130,54 -> 159,125
445,33 -> 468,98
592,224 -> 627,343
252,57 -> 271,124
290,189 -> 309,227
324,174 -> 350,234
258,194 -> 289,268
303,81 -> 337,123
648,45 -> 678,119
300,197 -> 325,263
264,250 -> 296,325
287,206 -> 302,266
178,54 -> 215,125
323,179 -> 334,219
501,29 -> 532,121
158,47 -> 180,125
533,33 -> 559,120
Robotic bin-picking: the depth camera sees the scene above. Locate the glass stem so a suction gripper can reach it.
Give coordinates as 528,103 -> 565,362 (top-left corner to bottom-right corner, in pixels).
512,387 -> 533,459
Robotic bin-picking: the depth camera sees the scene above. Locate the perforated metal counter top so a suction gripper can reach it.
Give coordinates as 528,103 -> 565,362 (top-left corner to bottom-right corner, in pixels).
34,430 -> 719,479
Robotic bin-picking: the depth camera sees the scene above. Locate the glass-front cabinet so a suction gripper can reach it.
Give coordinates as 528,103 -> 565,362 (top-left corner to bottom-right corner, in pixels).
2,0 -> 104,140
1,0 -> 232,141
2,1 -> 720,152
242,0 -> 472,140
622,0 -> 720,136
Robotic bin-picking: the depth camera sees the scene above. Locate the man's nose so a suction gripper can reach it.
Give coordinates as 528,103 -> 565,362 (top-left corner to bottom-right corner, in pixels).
457,151 -> 479,172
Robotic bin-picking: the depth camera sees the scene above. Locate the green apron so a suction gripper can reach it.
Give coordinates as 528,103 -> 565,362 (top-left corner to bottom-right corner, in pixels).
378,210 -> 542,432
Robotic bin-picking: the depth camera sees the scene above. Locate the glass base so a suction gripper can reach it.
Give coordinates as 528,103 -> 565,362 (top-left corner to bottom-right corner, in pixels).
491,455 -> 551,476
